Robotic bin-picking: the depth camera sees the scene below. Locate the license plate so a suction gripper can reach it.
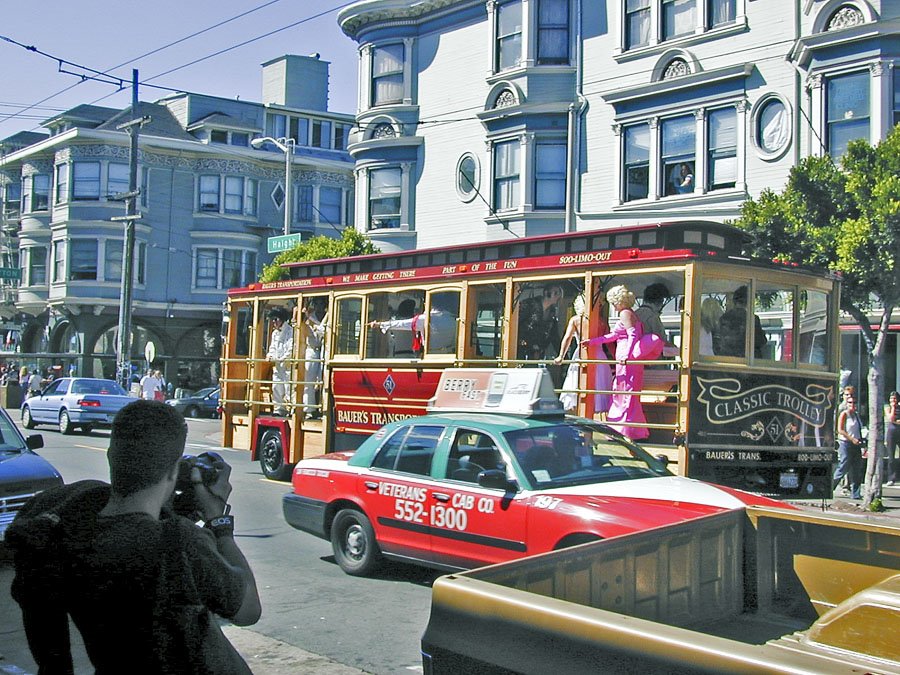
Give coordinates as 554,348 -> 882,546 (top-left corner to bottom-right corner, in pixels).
779,472 -> 799,489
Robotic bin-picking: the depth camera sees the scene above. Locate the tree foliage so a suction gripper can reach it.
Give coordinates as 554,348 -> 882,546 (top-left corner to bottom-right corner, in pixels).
736,125 -> 900,507
258,228 -> 380,283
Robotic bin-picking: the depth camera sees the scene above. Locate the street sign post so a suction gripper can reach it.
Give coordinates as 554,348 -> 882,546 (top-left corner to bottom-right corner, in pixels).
268,233 -> 304,254
0,267 -> 22,281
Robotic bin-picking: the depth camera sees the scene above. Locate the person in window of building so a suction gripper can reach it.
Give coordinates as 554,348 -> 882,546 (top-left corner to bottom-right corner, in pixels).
553,293 -> 611,414
715,285 -> 767,358
266,307 -> 294,416
834,395 -> 864,500
301,298 -> 326,417
673,162 -> 693,194
884,390 -> 899,486
582,285 -> 650,440
7,399 -> 261,673
517,284 -> 564,361
699,297 -> 724,356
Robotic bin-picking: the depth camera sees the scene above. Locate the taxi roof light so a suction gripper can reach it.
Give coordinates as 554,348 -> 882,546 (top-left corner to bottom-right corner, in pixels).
427,368 -> 564,417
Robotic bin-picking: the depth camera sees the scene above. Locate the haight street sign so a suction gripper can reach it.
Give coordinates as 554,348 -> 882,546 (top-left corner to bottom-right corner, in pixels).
267,233 -> 304,254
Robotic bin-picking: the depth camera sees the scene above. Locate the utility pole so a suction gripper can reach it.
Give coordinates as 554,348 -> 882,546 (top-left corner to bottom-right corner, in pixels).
112,70 -> 148,390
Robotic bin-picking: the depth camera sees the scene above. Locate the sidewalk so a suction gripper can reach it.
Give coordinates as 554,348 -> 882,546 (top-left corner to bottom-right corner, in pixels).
789,482 -> 900,522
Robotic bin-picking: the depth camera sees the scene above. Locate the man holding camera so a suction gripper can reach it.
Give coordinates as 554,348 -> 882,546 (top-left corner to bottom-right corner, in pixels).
8,399 -> 261,674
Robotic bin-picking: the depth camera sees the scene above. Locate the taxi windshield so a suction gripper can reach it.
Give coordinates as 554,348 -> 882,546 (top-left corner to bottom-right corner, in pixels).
504,422 -> 670,489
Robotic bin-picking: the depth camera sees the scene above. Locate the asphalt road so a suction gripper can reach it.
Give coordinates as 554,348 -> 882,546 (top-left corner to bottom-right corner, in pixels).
0,417 -> 436,675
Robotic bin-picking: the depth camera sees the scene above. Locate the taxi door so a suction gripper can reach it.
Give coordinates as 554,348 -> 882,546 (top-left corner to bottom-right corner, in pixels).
358,424 -> 443,565
427,427 -> 528,569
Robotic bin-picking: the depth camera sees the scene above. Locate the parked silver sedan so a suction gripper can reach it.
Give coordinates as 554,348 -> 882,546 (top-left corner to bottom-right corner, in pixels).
21,378 -> 134,435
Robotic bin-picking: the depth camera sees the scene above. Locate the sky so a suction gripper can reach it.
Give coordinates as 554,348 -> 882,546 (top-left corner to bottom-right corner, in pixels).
0,0 -> 360,140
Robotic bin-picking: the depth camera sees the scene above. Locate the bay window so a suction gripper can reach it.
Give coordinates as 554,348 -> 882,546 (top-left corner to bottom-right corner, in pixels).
493,140 -> 520,211
372,44 -> 405,106
537,0 -> 569,65
369,167 -> 402,229
319,186 -> 343,224
626,0 -> 651,48
70,240 -> 98,281
707,107 -> 736,190
496,1 -> 523,71
297,185 -> 314,222
53,241 -> 65,283
199,175 -> 220,212
661,115 -> 695,196
55,164 -> 68,204
22,174 -> 49,213
826,71 -> 870,157
72,162 -> 101,201
624,123 -> 650,201
534,141 -> 567,209
105,240 -> 122,282
195,248 -> 218,288
708,0 -> 735,27
26,247 -> 47,285
663,0 -> 695,40
224,176 -> 244,214
107,163 -> 129,198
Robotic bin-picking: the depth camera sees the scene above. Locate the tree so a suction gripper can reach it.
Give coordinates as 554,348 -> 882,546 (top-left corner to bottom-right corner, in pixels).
737,125 -> 900,509
258,228 -> 380,283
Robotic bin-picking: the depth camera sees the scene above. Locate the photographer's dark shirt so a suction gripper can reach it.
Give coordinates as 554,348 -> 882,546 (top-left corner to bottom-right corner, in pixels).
10,482 -> 245,674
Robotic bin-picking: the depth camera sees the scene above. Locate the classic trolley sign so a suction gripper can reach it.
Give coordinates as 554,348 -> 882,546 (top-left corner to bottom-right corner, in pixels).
220,221 -> 841,498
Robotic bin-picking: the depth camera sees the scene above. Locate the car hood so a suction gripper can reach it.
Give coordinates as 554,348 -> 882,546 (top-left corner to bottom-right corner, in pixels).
0,451 -> 63,497
546,475 -> 782,510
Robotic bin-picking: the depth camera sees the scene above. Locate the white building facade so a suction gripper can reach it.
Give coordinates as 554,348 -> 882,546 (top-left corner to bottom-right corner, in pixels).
338,0 -> 899,251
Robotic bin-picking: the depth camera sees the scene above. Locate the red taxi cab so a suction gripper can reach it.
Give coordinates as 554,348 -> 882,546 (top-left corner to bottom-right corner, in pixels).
282,369 -> 789,576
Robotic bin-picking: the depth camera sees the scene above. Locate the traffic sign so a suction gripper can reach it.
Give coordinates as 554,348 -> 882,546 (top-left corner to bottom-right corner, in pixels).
268,233 -> 304,253
145,341 -> 156,364
0,267 -> 21,280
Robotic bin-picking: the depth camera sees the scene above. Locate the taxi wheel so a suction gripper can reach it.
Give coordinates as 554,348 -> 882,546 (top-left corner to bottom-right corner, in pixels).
22,406 -> 36,429
259,428 -> 292,481
331,509 -> 382,577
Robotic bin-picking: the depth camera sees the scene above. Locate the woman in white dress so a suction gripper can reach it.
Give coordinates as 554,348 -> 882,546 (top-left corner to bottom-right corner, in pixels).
553,293 -> 611,414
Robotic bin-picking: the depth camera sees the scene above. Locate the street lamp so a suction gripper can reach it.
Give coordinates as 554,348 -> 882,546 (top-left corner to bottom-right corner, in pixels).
251,136 -> 295,236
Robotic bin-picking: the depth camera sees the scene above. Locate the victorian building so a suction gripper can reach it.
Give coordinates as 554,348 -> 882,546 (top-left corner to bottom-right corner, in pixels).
0,54 -> 354,387
337,0 -> 899,387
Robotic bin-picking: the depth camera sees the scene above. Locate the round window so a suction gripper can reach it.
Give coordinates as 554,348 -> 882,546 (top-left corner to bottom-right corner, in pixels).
456,154 -> 479,202
755,98 -> 790,157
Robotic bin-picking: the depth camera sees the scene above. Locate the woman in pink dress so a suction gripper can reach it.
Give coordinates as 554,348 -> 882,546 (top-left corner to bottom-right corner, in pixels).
582,285 -> 648,439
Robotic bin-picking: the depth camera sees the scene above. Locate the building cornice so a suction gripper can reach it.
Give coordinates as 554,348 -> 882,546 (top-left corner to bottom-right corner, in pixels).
600,63 -> 754,108
338,0 -> 477,38
788,18 -> 900,69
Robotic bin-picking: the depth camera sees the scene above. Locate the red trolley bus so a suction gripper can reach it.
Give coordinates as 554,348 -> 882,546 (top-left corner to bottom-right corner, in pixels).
221,221 -> 840,498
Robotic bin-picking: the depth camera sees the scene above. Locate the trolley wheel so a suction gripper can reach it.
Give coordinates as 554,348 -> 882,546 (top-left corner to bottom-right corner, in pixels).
331,509 -> 383,576
259,428 -> 292,481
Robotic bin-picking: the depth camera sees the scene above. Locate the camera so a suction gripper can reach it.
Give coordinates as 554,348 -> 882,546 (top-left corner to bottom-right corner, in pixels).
175,451 -> 224,492
173,452 -> 225,518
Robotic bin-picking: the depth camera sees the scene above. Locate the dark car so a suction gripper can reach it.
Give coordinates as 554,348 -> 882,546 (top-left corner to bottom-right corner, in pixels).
166,387 -> 220,419
21,378 -> 134,435
0,407 -> 61,542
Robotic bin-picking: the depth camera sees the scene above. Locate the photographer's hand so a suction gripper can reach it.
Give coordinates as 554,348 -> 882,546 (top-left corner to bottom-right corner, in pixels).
191,459 -> 233,521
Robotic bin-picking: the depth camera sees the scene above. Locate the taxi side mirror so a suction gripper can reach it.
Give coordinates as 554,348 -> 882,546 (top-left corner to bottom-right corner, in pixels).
477,469 -> 517,492
26,434 -> 44,450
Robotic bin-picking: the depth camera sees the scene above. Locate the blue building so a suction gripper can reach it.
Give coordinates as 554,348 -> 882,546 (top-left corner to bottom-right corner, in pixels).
0,55 -> 354,387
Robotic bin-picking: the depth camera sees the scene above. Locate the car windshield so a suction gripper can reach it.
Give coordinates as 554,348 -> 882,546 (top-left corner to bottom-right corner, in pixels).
71,379 -> 127,396
0,411 -> 26,453
504,421 -> 670,490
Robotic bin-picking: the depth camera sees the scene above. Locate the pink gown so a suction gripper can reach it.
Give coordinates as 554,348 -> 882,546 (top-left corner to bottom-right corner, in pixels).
590,311 -> 648,440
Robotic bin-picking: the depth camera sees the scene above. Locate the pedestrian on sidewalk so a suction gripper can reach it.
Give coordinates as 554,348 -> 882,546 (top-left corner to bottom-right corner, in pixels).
885,390 -> 899,486
834,395 -> 864,500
